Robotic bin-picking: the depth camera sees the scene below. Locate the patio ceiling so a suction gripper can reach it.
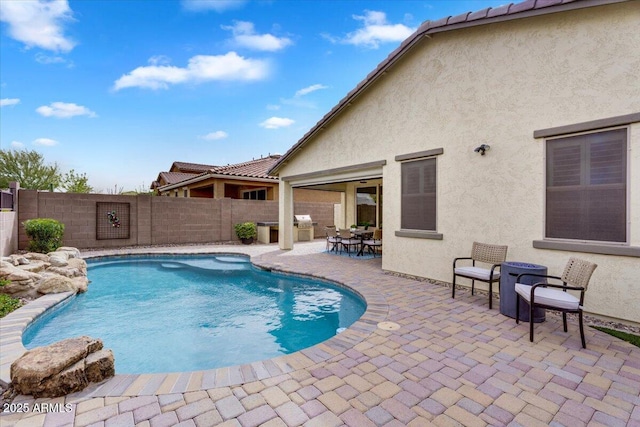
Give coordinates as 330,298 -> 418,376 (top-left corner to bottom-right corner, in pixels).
282,160 -> 385,190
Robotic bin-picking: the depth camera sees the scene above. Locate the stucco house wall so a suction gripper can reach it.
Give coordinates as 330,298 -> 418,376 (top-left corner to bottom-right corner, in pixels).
274,2 -> 640,324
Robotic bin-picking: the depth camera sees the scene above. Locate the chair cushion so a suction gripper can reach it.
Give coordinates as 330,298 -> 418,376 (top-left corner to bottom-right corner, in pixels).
515,283 -> 580,310
454,266 -> 500,281
363,239 -> 381,246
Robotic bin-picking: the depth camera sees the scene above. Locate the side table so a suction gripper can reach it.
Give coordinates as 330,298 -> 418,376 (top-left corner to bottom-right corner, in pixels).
500,262 -> 547,323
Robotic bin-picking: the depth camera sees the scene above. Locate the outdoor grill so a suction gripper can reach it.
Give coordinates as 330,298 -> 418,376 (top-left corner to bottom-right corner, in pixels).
294,214 -> 314,241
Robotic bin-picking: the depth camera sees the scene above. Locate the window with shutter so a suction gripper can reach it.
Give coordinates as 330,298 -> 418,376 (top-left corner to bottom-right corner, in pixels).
546,128 -> 627,243
401,157 -> 437,231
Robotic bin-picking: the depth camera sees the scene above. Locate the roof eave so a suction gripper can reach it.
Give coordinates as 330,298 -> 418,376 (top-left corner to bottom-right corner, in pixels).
158,173 -> 277,192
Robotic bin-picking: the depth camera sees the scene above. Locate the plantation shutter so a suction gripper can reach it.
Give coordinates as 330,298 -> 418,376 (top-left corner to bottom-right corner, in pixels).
546,128 -> 627,242
401,158 -> 436,231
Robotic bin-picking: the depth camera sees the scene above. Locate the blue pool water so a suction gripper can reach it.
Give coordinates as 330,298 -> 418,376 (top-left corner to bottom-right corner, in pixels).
23,255 -> 366,374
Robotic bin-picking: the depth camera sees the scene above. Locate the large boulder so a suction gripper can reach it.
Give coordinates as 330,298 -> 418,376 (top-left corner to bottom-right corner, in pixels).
56,247 -> 81,259
47,266 -> 84,278
68,258 -> 88,275
24,252 -> 51,262
85,349 -> 115,382
48,255 -> 69,267
0,247 -> 87,298
10,336 -> 113,398
36,274 -> 82,294
0,262 -> 42,297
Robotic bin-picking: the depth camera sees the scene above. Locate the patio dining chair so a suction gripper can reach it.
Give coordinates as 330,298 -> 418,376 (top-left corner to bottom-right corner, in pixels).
363,229 -> 382,257
338,229 -> 360,256
515,257 -> 597,348
325,226 -> 341,252
452,241 -> 508,309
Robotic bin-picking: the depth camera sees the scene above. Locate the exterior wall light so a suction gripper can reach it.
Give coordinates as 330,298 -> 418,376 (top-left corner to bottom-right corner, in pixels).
474,144 -> 491,155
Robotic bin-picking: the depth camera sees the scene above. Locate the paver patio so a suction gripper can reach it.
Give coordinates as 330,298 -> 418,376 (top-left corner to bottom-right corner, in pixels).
1,241 -> 639,426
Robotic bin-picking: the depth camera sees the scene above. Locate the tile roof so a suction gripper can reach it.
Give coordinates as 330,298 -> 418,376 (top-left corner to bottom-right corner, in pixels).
158,172 -> 198,185
269,0 -> 628,175
207,155 -> 281,180
170,161 -> 218,173
156,155 -> 281,190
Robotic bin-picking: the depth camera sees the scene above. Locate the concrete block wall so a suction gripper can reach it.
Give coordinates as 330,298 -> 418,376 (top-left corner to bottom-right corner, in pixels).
150,197 -> 223,245
294,201 -> 335,237
15,190 -> 337,250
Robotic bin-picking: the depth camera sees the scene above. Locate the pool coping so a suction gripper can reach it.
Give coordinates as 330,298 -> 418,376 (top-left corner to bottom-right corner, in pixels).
0,248 -> 388,396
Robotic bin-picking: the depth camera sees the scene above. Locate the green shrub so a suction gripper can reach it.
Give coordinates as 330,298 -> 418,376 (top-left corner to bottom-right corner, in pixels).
234,222 -> 257,239
0,294 -> 22,318
23,218 -> 65,253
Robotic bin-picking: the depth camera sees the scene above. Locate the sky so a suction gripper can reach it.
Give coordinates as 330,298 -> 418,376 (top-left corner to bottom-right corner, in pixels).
1,0 -> 508,193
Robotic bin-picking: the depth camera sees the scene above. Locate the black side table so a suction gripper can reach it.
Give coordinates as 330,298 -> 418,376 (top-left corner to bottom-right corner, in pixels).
500,262 -> 547,323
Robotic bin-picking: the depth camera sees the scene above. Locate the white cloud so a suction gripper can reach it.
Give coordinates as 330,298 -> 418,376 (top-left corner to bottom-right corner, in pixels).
0,98 -> 20,107
33,138 -> 58,146
182,0 -> 247,12
35,52 -> 65,64
148,55 -> 171,66
295,84 -> 328,97
11,141 -> 24,148
0,0 -> 76,52
260,117 -> 294,129
339,10 -> 415,49
36,102 -> 97,118
201,131 -> 228,140
222,21 -> 292,52
266,104 -> 280,111
113,52 -> 269,90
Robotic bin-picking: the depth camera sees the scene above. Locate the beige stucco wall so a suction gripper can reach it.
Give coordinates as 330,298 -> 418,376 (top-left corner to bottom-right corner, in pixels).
277,2 -> 640,324
0,211 -> 18,257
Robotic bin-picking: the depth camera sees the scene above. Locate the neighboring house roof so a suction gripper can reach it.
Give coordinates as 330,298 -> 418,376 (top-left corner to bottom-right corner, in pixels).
170,161 -> 218,174
157,155 -> 281,192
268,0 -> 627,175
208,155 -> 281,180
151,172 -> 199,190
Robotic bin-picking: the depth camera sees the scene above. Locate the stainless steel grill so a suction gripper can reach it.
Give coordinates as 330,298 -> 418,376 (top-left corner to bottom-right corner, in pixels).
294,215 -> 314,241
294,214 -> 313,229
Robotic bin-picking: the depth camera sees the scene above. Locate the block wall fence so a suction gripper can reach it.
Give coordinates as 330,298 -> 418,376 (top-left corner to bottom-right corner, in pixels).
16,190 -> 335,250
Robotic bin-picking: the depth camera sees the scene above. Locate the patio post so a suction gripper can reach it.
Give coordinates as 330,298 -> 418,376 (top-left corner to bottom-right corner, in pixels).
278,179 -> 294,250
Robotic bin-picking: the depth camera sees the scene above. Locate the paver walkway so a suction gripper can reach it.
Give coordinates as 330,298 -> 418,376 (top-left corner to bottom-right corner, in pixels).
1,241 -> 639,427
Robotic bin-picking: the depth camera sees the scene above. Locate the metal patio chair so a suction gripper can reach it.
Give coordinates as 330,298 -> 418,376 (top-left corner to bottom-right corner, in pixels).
515,257 -> 597,348
452,241 -> 508,309
338,228 -> 360,256
363,229 -> 382,257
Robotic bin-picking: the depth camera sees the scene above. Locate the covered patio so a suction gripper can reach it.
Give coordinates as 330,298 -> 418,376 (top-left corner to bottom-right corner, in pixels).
275,161 -> 384,252
2,241 -> 639,426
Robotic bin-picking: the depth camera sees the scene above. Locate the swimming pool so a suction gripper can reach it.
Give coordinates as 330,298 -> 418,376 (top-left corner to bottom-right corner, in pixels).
23,254 -> 366,374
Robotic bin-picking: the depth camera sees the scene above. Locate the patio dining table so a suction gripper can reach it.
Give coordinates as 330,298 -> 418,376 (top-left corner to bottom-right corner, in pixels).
351,229 -> 374,256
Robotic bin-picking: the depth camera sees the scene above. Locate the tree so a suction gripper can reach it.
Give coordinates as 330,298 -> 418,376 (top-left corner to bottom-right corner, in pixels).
0,149 -> 61,190
61,169 -> 94,193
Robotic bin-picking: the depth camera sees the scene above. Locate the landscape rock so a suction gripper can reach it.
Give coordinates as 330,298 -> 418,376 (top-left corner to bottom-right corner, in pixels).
48,256 -> 69,267
85,349 -> 115,382
24,253 -> 50,262
47,266 -> 84,278
16,260 -> 48,274
56,247 -> 81,259
70,276 -> 89,293
0,247 -> 87,298
37,274 -> 79,294
10,336 -> 112,398
68,258 -> 88,275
